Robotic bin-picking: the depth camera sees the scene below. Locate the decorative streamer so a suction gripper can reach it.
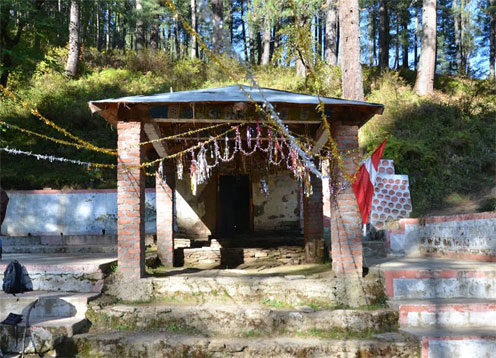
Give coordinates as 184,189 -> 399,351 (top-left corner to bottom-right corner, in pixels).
0,146 -> 115,168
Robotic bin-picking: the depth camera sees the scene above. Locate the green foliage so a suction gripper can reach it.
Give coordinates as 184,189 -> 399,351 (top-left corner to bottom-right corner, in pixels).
361,71 -> 496,215
1,46 -> 494,217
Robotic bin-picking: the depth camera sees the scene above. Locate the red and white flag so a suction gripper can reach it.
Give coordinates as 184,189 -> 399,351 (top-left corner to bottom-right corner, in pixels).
352,139 -> 386,225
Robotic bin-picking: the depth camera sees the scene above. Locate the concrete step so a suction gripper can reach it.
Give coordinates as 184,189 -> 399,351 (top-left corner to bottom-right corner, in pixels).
0,254 -> 116,293
3,245 -> 116,254
390,298 -> 496,329
89,303 -> 399,336
368,257 -> 496,300
0,291 -> 99,321
71,331 -> 419,358
404,327 -> 496,358
0,316 -> 89,355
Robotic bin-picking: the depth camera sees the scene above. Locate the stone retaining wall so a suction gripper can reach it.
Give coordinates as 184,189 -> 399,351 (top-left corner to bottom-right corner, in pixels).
180,246 -> 306,268
387,212 -> 496,260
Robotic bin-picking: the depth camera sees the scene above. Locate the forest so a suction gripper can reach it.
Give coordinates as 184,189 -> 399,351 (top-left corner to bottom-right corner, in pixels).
0,0 -> 495,216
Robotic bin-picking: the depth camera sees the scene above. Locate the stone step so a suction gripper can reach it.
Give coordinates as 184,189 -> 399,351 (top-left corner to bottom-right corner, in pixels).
0,291 -> 99,321
0,316 -> 89,355
368,257 -> 496,300
390,298 -> 496,329
0,254 -> 116,293
404,327 -> 496,358
89,302 -> 399,336
178,246 -> 306,268
363,240 -> 387,257
71,331 -> 419,358
107,269 -> 385,308
3,245 -> 116,254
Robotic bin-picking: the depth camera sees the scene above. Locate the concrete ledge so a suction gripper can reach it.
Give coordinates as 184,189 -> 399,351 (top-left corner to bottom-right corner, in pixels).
397,299 -> 496,328
387,212 -> 496,260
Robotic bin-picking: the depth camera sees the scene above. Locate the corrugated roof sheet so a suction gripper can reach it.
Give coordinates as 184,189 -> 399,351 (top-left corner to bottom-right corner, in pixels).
89,84 -> 384,111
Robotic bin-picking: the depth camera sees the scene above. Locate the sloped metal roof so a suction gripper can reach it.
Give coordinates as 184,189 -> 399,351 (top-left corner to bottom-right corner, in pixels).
89,84 -> 384,112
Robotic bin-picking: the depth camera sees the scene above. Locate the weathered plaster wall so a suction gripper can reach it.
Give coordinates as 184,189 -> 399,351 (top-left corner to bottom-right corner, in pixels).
2,189 -> 157,236
387,212 -> 496,260
175,178 -> 215,238
252,171 -> 300,232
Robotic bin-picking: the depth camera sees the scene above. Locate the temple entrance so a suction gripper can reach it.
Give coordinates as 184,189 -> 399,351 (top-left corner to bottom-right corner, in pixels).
218,174 -> 251,236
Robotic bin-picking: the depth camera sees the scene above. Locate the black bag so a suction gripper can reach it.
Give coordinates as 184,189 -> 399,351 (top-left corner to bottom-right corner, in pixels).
2,260 -> 23,295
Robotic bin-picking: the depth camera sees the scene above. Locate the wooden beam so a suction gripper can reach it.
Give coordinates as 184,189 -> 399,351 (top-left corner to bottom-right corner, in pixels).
143,120 -> 168,158
312,123 -> 328,154
153,118 -> 322,124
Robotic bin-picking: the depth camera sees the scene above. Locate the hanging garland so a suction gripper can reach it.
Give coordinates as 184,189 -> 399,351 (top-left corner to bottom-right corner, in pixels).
0,146 -> 115,168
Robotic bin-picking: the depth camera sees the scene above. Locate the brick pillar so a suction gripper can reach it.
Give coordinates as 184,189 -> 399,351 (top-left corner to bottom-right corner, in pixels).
117,120 -> 146,279
330,123 -> 362,276
156,162 -> 175,266
303,174 -> 324,263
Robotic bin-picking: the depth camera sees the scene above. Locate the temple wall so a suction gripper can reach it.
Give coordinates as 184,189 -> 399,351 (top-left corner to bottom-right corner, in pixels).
252,171 -> 300,233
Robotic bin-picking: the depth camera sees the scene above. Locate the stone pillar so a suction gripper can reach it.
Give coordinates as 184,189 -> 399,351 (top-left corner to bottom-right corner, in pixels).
156,162 -> 175,266
330,122 -> 362,276
117,120 -> 146,279
303,174 -> 324,263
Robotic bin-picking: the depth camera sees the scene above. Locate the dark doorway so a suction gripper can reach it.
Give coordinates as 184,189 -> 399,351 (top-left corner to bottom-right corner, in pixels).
218,175 -> 251,236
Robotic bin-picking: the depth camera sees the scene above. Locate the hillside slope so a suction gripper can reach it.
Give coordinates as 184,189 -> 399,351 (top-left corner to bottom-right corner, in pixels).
0,49 -> 494,216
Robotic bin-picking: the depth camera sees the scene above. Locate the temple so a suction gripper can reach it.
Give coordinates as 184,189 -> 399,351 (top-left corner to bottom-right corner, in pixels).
88,85 -> 384,279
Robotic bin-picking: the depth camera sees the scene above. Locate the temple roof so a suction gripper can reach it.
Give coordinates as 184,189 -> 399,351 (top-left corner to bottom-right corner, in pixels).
89,84 -> 384,113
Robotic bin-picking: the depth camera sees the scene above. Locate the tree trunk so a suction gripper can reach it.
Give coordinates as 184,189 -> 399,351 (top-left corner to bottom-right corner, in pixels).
452,0 -> 461,73
212,0 -> 223,53
414,9 -> 419,69
339,0 -> 364,100
241,0 -> 249,61
96,2 -> 102,51
414,0 -> 437,96
65,0 -> 80,77
226,0 -> 233,45
151,18 -> 160,50
174,18 -> 180,59
378,0 -> 389,71
105,6 -> 110,51
368,5 -> 375,66
136,0 -> 144,50
318,10 -> 323,60
191,0 -> 198,58
394,18 -> 399,69
490,0 -> 495,81
249,22 -> 255,64
324,0 -> 338,66
256,29 -> 262,65
261,15 -> 271,65
401,12 -> 409,68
